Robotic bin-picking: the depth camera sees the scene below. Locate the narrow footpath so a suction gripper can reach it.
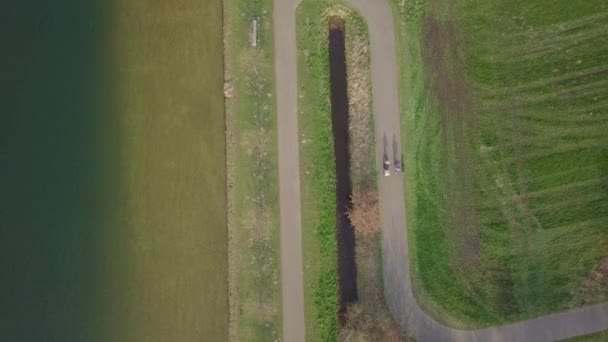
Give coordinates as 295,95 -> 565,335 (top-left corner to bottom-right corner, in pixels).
274,0 -> 306,340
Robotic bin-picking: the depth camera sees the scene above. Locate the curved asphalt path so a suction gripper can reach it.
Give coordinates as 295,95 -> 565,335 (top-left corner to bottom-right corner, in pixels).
274,0 -> 608,340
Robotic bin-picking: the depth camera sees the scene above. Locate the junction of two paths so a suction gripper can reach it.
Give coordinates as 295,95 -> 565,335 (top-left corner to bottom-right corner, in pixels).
273,0 -> 608,340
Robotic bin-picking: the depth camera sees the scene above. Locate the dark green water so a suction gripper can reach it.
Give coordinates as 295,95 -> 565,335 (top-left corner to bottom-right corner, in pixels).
1,1 -> 119,340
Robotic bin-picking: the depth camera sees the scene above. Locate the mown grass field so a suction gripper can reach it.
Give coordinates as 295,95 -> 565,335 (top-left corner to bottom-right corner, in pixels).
223,0 -> 283,339
105,1 -> 229,340
393,0 -> 608,328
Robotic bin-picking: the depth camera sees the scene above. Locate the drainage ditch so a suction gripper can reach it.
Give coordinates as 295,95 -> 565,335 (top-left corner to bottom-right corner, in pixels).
328,17 -> 358,316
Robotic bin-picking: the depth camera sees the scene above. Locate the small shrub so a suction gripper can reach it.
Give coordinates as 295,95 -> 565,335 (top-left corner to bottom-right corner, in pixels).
348,189 -> 380,237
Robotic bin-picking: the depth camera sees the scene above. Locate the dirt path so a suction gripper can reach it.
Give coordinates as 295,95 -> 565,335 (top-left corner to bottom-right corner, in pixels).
341,0 -> 608,340
273,0 -> 306,340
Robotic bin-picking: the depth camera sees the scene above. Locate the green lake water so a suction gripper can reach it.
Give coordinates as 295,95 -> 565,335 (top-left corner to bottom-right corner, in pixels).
2,2 -> 112,340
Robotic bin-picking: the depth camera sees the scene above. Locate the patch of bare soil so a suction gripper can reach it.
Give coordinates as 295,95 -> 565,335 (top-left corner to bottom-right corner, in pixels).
570,257 -> 608,306
421,13 -> 480,275
223,6 -> 239,339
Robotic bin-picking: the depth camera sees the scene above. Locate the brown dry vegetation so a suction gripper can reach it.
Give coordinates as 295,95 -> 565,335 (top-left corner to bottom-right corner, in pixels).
345,15 -> 374,188
224,6 -> 240,338
570,257 -> 608,307
224,24 -> 239,342
340,236 -> 409,342
348,189 -> 380,238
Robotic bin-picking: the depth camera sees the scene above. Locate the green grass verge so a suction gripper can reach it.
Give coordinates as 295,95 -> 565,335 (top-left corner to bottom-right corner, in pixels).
297,1 -> 338,340
392,0 -> 608,328
562,330 -> 608,342
224,0 -> 282,339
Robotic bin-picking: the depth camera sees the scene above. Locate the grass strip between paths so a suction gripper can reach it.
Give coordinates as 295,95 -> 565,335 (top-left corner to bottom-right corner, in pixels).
224,0 -> 282,339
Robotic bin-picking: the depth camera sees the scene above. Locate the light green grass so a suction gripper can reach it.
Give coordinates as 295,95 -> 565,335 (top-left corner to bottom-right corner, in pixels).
224,0 -> 283,339
102,1 -> 229,340
562,329 -> 608,342
392,0 -> 608,328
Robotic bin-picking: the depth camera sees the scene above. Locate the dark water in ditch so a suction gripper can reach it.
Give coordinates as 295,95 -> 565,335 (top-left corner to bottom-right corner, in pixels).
329,18 -> 358,310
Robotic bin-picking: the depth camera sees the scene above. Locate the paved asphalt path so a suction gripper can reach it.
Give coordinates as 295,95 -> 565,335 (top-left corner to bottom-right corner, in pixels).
342,0 -> 608,341
273,0 -> 608,339
274,0 -> 305,340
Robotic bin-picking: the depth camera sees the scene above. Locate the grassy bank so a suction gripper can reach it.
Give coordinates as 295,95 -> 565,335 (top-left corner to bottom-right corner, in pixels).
297,1 -> 339,340
223,0 -> 282,339
393,0 -> 608,328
